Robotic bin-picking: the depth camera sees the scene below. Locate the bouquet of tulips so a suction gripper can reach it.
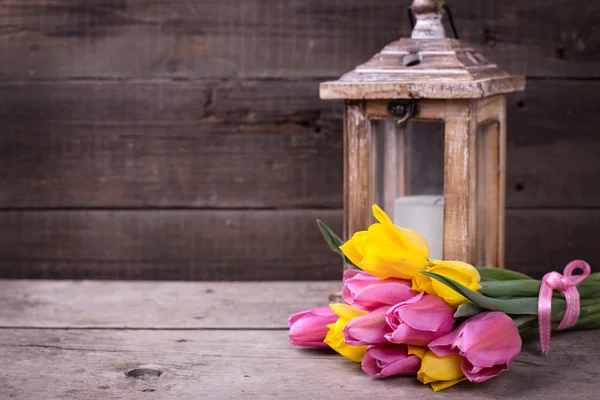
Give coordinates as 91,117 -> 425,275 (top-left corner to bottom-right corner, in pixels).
289,205 -> 600,392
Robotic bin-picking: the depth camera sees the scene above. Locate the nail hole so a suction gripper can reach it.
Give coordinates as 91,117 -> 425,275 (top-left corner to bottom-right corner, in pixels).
205,288 -> 214,294
517,101 -> 525,109
555,47 -> 566,60
515,183 -> 525,192
175,339 -> 187,343
126,369 -> 163,379
402,53 -> 421,67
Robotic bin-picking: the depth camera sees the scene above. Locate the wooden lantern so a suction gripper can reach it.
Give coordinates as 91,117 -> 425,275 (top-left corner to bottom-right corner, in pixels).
320,0 -> 525,269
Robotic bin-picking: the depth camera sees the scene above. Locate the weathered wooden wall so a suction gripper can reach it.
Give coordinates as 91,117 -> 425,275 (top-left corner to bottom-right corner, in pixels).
0,1 -> 598,280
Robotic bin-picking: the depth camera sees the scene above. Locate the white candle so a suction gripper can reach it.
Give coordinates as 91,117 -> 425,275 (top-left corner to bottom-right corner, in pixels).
393,195 -> 444,260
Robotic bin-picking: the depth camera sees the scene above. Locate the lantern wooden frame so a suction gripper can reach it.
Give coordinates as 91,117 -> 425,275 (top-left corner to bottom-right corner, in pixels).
320,1 -> 525,269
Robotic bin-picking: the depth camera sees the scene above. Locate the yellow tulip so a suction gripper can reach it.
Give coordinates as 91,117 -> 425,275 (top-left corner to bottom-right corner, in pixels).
340,205 -> 430,280
324,304 -> 368,362
407,345 -> 428,360
412,260 -> 482,307
417,350 -> 466,392
339,230 -> 367,267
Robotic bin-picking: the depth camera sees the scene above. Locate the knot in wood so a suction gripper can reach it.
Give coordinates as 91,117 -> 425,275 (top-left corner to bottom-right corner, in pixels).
126,368 -> 163,380
412,0 -> 443,15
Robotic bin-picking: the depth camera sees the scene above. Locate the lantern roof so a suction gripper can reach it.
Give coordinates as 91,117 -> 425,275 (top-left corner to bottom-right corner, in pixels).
320,39 -> 525,100
320,1 -> 524,100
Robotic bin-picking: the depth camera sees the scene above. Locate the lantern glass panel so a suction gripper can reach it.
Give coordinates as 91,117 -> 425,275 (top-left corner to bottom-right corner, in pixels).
371,120 -> 445,259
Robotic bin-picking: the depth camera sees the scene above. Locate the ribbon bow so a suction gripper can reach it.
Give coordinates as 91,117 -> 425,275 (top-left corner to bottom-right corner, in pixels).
538,260 -> 591,353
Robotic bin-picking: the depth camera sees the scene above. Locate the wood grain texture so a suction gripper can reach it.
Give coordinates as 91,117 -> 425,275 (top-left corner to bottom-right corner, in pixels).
505,209 -> 600,278
1,281 -> 598,399
343,101 -> 371,242
0,280 -> 340,329
506,81 -> 600,209
0,328 -> 599,399
442,101 -> 473,262
0,0 -> 597,79
0,80 -> 342,209
0,209 -> 598,280
0,210 -> 343,280
1,80 -> 597,210
320,39 -> 525,100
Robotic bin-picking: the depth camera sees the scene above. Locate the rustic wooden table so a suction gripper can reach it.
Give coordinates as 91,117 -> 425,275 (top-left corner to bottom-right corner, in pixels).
0,280 -> 598,399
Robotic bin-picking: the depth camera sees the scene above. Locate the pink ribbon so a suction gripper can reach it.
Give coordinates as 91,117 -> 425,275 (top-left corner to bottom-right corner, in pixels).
538,260 -> 591,353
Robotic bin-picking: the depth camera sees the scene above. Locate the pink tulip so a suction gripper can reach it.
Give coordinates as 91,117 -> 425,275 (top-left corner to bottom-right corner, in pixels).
288,306 -> 338,348
342,269 -> 417,311
361,344 -> 421,378
343,306 -> 392,345
428,311 -> 522,383
385,292 -> 455,346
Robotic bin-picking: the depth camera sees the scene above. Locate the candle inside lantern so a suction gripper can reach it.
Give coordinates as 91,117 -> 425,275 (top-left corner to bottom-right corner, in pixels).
393,195 -> 444,260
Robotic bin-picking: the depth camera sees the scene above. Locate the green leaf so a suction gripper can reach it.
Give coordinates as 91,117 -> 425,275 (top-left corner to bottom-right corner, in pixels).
421,270 -> 541,314
575,281 -> 600,298
480,279 -> 600,299
584,272 -> 600,282
317,220 -> 359,269
476,268 -> 534,281
575,310 -> 600,330
454,302 -> 484,318
512,315 -> 536,328
420,271 -> 567,316
480,280 -> 541,298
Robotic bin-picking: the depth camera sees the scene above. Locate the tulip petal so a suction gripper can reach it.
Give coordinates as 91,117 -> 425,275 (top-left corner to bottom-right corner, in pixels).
431,378 -> 467,392
418,351 -> 464,384
427,326 -> 465,357
353,282 -> 416,309
407,345 -> 428,360
289,306 -> 338,348
422,261 -> 482,307
340,231 -> 367,267
329,303 -> 368,320
324,320 -> 367,362
361,345 -> 421,378
344,307 -> 392,345
428,311 -> 522,383
385,323 -> 440,346
372,205 -> 430,258
393,294 -> 455,332
462,359 -> 508,383
456,312 -> 522,368
343,269 -> 362,281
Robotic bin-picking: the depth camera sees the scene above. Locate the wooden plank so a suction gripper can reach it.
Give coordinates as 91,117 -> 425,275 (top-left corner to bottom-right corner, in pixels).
0,80 -> 342,209
0,328 -> 598,399
0,209 -> 598,280
0,210 -> 344,280
0,1 -> 597,79
0,80 -> 598,209
505,209 -> 600,279
506,80 -> 600,209
0,125 -> 343,209
0,280 -> 340,329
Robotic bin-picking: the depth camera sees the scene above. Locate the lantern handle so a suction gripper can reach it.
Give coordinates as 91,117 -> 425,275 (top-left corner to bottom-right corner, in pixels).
408,4 -> 459,39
